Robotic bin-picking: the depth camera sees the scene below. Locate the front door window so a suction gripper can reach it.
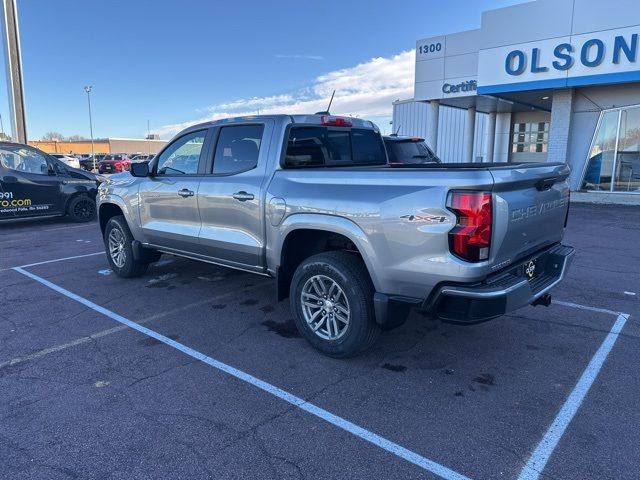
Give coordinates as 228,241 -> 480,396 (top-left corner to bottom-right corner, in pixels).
155,130 -> 206,175
0,145 -> 50,175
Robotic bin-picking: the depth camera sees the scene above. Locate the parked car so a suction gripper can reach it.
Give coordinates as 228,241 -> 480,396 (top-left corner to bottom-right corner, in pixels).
131,154 -> 154,163
383,135 -> 440,165
98,154 -> 131,174
79,155 -> 100,171
0,142 -> 99,222
98,114 -> 573,357
51,153 -> 82,170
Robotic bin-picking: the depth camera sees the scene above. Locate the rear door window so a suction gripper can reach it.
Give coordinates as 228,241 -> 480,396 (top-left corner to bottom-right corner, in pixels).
212,125 -> 264,175
284,126 -> 386,167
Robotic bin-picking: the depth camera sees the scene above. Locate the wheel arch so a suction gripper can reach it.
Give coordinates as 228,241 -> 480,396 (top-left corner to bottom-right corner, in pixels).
275,214 -> 381,301
98,202 -> 125,235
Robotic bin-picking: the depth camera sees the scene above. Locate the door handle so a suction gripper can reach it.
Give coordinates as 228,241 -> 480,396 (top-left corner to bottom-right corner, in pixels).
177,188 -> 194,198
232,191 -> 254,202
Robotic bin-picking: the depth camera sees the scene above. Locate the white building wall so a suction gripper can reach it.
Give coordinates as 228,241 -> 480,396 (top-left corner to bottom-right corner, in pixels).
391,100 -> 429,138
392,101 -> 489,163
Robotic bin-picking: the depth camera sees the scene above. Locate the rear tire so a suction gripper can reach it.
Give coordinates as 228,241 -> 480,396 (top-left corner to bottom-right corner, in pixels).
104,215 -> 148,278
67,195 -> 96,222
290,251 -> 380,357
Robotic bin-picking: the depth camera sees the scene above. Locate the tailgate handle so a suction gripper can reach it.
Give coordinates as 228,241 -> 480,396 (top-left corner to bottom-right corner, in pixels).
535,177 -> 557,191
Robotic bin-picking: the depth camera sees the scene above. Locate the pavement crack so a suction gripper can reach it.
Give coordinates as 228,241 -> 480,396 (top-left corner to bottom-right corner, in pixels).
253,429 -> 306,480
126,359 -> 197,388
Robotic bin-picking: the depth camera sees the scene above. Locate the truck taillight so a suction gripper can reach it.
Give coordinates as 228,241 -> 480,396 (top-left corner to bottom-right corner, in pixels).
115,162 -> 122,171
447,191 -> 492,262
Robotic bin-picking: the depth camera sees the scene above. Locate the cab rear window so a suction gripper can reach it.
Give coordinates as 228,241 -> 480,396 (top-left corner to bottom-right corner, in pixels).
284,126 -> 386,167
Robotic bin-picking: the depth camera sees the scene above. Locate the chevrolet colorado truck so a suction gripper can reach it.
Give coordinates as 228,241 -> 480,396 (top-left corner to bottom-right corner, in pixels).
97,114 -> 574,357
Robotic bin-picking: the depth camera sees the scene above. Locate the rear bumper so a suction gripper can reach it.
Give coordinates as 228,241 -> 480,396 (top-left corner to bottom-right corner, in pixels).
373,243 -> 574,327
425,243 -> 575,323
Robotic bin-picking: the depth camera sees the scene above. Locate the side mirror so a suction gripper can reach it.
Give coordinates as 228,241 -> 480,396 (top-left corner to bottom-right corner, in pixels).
130,162 -> 149,177
46,163 -> 56,175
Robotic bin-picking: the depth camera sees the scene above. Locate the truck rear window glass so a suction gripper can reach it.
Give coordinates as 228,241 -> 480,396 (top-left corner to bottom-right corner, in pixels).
284,126 -> 386,167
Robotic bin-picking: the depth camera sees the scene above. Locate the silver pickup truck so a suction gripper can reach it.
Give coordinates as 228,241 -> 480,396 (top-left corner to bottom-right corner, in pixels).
97,114 -> 574,357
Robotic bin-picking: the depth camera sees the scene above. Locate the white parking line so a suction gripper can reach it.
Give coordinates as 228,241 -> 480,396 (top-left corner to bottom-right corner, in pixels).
0,280 -> 270,370
0,222 -> 97,236
518,311 -> 630,480
12,266 -> 470,480
18,251 -> 104,268
553,299 -> 621,316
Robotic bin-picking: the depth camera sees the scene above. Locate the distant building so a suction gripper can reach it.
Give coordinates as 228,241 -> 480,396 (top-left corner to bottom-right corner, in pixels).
29,137 -> 167,155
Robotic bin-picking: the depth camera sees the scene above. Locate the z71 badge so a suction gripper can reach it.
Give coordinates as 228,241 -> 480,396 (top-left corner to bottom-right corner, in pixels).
400,214 -> 448,223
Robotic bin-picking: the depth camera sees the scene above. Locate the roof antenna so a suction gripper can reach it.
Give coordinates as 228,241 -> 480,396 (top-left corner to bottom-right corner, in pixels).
392,124 -> 402,136
315,90 -> 335,115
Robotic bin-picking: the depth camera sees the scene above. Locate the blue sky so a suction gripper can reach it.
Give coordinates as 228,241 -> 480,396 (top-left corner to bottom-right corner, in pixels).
0,0 -> 525,140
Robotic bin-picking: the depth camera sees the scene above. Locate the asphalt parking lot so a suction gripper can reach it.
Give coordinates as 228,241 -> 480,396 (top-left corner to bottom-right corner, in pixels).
0,203 -> 638,480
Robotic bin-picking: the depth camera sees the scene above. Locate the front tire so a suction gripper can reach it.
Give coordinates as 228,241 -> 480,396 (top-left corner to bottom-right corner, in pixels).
290,251 -> 380,357
67,195 -> 96,222
104,215 -> 148,278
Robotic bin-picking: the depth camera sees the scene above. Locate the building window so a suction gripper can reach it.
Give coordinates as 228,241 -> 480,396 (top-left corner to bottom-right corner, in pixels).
582,105 -> 640,193
511,122 -> 549,153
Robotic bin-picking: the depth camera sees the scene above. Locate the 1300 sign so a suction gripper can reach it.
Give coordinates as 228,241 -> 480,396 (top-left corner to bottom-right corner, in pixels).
419,43 -> 442,55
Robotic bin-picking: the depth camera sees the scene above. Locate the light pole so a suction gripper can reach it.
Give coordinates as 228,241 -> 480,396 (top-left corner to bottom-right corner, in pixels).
84,85 -> 95,166
2,0 -> 27,143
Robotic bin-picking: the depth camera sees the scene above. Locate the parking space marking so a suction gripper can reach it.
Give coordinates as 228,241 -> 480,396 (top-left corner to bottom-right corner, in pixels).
0,280 -> 270,370
13,266 -> 471,480
18,251 -> 104,268
553,299 -> 622,316
518,312 -> 630,480
0,222 -> 97,235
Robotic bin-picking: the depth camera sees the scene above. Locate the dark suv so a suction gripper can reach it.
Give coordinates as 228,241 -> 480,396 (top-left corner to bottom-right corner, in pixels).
383,135 -> 440,165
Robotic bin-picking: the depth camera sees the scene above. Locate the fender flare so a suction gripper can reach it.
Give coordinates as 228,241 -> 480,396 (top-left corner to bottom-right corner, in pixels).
275,213 -> 382,291
98,194 -> 135,233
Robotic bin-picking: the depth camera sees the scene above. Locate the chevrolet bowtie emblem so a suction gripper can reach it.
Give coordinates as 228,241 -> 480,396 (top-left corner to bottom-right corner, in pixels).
525,260 -> 536,280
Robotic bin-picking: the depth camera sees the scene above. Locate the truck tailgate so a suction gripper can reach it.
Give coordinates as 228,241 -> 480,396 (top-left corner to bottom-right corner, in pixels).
489,163 -> 570,269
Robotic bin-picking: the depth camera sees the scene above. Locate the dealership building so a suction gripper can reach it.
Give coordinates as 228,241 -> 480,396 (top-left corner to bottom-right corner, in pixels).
393,0 -> 640,195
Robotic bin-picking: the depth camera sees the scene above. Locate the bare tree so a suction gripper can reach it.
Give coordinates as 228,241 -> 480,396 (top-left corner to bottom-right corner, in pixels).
67,134 -> 86,141
42,131 -> 65,141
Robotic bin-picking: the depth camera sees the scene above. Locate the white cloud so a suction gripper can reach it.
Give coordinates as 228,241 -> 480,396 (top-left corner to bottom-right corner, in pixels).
156,50 -> 414,139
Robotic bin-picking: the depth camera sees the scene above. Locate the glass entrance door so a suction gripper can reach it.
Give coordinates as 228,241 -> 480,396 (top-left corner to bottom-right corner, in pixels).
582,105 -> 640,193
613,107 -> 640,192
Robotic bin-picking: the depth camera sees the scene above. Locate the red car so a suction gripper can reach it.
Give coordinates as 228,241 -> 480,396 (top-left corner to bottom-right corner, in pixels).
98,154 -> 131,174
